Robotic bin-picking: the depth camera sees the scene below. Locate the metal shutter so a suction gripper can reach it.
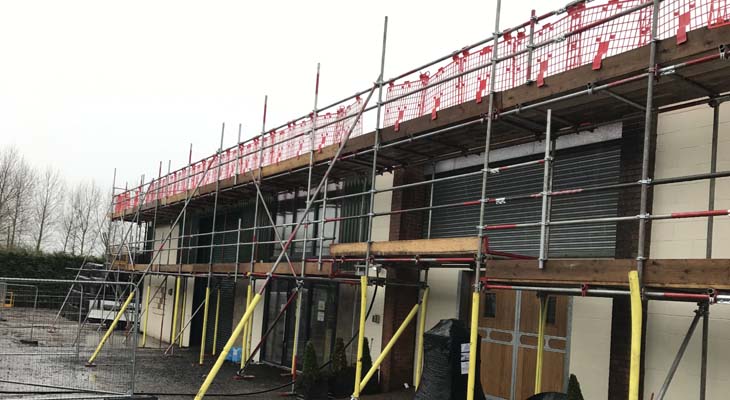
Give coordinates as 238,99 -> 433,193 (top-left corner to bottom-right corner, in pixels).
428,142 -> 620,258
204,277 -> 235,354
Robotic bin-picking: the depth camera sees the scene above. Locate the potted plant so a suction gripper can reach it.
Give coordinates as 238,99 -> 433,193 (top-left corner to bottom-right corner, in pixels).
299,341 -> 329,400
360,337 -> 380,395
329,338 -> 355,397
567,374 -> 584,400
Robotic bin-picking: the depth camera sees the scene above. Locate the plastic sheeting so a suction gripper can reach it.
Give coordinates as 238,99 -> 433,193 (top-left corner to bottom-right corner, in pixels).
415,319 -> 485,400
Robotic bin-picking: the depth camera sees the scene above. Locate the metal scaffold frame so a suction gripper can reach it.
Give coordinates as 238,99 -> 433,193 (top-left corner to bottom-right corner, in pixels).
63,0 -> 730,399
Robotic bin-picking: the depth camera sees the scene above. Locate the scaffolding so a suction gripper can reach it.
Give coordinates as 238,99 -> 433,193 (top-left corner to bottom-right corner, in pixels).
55,0 -> 730,399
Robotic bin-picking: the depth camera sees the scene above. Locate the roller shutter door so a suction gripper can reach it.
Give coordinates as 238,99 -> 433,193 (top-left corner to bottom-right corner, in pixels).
204,277 -> 235,354
428,142 -> 620,258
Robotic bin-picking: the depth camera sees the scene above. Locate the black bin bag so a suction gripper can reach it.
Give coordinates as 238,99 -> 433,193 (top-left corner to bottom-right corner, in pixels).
415,319 -> 485,400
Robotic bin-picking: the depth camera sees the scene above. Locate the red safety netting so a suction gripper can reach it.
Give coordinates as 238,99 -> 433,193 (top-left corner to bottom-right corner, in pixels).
384,0 -> 720,129
113,98 -> 364,214
115,0 -> 725,215
708,0 -> 730,27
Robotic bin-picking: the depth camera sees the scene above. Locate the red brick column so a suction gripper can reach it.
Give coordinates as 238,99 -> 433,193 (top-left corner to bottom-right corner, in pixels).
609,116 -> 655,400
379,166 -> 426,391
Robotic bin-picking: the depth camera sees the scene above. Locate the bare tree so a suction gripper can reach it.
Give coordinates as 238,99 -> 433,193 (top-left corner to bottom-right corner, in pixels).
65,180 -> 105,256
7,157 -> 35,248
60,193 -> 78,254
0,146 -> 20,245
32,167 -> 65,251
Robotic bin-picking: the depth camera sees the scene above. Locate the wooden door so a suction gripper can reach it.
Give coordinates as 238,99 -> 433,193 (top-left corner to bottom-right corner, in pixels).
477,289 -> 570,400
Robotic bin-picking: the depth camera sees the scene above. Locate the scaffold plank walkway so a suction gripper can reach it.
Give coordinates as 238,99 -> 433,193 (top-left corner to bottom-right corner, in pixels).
330,237 -> 481,257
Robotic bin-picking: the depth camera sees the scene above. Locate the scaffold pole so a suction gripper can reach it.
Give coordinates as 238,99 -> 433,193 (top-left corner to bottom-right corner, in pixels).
469,1 -> 501,399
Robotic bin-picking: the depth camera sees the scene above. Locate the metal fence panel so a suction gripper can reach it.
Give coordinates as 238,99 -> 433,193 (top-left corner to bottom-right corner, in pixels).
0,277 -> 138,397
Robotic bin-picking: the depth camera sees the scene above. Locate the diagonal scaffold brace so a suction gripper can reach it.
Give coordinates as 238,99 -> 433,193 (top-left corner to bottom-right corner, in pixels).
194,81 -> 378,400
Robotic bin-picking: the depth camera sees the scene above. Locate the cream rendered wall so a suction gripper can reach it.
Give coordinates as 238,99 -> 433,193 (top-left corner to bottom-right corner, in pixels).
371,172 -> 393,242
153,223 -> 178,265
143,274 -> 193,347
568,297 -> 612,400
644,103 -> 730,399
141,223 -> 194,347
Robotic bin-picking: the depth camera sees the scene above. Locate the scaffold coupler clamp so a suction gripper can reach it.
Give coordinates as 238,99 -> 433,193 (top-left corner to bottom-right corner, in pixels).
708,288 -> 717,305
478,277 -> 488,292
581,283 -> 589,297
586,82 -> 595,95
639,178 -> 652,185
720,44 -> 729,60
480,112 -> 489,124
650,64 -> 660,80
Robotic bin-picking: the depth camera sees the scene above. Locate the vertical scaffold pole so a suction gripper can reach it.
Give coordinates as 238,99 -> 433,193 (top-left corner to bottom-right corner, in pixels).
352,275 -> 368,399
317,177 -> 329,271
235,123 -> 242,186
631,0 -> 659,391
628,271 -> 642,400
526,9 -> 536,84
538,110 -> 553,269
700,302 -> 709,400
636,0 -> 660,285
470,2 -> 500,399
171,276 -> 181,346
354,16 -> 387,400
234,218 -> 242,282
159,276 -> 167,350
534,294 -> 547,394
291,62 -> 321,380
413,169 -> 436,390
242,96 -> 267,367
200,123 -> 226,365
180,278 -> 187,346
174,166 -> 189,348
427,165 -> 435,239
130,287 -> 140,395
242,279 -> 253,366
212,288 -> 221,355
141,277 -> 150,347
706,104 -> 719,258
414,283 -> 430,390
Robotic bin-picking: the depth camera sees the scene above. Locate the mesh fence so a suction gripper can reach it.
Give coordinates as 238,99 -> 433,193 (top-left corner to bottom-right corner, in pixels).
0,277 -> 138,398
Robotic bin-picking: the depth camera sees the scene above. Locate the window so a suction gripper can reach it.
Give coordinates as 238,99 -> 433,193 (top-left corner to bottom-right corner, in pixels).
483,293 -> 497,318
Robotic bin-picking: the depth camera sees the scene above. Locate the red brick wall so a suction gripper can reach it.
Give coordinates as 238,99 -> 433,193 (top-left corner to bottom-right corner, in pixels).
608,115 -> 656,400
379,166 -> 426,391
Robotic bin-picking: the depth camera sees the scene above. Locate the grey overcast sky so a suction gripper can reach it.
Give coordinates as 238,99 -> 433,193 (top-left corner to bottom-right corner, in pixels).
0,0 -> 565,192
